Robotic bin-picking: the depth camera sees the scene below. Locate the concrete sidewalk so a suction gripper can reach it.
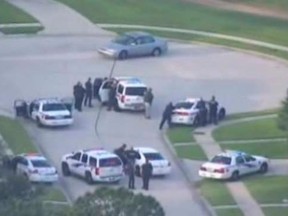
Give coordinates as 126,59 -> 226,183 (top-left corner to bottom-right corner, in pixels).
7,0 -> 113,36
193,125 -> 265,216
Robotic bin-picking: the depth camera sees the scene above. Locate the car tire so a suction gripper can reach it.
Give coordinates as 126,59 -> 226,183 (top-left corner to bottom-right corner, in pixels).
62,163 -> 71,176
85,172 -> 93,185
152,48 -> 161,57
259,163 -> 268,174
230,171 -> 239,181
118,51 -> 128,60
135,165 -> 141,177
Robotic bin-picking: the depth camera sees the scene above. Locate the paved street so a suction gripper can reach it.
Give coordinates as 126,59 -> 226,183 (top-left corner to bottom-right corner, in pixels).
1,35 -> 288,215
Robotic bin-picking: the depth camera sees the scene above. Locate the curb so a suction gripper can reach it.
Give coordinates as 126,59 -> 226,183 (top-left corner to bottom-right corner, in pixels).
159,131 -> 216,216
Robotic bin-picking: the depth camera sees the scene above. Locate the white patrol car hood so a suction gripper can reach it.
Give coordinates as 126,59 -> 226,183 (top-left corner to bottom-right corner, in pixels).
253,155 -> 269,163
62,153 -> 73,161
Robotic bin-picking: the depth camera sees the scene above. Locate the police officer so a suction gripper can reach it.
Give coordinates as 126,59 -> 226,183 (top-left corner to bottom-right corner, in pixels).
107,81 -> 117,111
198,98 -> 207,127
84,77 -> 93,107
93,77 -> 103,100
126,160 -> 135,189
141,158 -> 153,190
73,82 -> 85,112
209,95 -> 219,125
159,102 -> 174,130
114,143 -> 127,166
143,88 -> 154,119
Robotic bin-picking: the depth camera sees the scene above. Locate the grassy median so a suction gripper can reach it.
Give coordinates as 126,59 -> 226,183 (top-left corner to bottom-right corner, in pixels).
0,115 -> 67,202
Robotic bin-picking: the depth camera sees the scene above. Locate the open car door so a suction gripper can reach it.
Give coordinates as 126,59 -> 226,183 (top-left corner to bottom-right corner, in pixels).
99,80 -> 113,104
14,99 -> 29,118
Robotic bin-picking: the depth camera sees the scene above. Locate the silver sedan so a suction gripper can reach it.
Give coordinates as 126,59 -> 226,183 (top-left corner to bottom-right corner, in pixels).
98,31 -> 168,60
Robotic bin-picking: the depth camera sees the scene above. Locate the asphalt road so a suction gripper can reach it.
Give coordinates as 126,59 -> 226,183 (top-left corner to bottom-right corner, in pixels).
1,35 -> 288,215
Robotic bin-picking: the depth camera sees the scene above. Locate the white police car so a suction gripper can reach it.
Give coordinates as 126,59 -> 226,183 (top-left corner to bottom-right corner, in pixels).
14,153 -> 58,183
198,150 -> 269,180
61,148 -> 124,184
99,77 -> 147,111
134,147 -> 171,176
28,98 -> 73,127
171,97 -> 201,126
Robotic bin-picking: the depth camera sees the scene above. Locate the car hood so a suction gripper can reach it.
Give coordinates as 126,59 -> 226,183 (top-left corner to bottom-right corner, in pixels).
253,155 -> 269,162
99,42 -> 126,51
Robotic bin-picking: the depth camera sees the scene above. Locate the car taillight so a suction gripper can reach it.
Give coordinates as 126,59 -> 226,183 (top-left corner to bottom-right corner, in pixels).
120,95 -> 125,103
200,166 -> 207,171
95,168 -> 99,175
176,111 -> 189,116
214,168 -> 225,173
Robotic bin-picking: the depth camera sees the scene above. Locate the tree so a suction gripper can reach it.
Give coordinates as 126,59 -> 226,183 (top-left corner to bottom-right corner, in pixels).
277,92 -> 288,131
72,187 -> 165,216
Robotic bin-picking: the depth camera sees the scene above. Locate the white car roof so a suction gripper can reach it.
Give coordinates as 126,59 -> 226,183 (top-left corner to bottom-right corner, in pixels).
34,98 -> 63,104
21,153 -> 47,161
134,147 -> 159,154
217,150 -> 249,158
83,148 -> 119,159
184,97 -> 201,103
118,78 -> 147,87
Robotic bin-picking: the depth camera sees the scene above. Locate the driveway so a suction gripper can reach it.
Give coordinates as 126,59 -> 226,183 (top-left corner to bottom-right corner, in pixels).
1,35 -> 288,215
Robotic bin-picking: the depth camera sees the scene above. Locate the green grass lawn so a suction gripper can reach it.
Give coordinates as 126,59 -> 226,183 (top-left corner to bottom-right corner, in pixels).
200,180 -> 236,206
0,1 -> 37,24
0,116 -> 37,154
0,26 -> 43,34
40,186 -> 67,202
174,145 -> 207,160
220,141 -> 288,159
213,117 -> 287,141
167,127 -> 195,143
58,0 -> 288,46
244,176 -> 288,204
262,206 -> 288,216
215,208 -> 244,216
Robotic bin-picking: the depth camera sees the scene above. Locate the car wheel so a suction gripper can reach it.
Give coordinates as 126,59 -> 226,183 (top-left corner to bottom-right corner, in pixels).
152,48 -> 161,57
230,171 -> 239,181
259,163 -> 268,174
118,51 -> 128,60
135,165 -> 141,177
85,172 -> 93,185
62,163 -> 71,176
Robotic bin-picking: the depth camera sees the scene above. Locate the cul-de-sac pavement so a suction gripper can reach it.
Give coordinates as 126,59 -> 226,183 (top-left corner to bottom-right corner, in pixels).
1,0 -> 288,216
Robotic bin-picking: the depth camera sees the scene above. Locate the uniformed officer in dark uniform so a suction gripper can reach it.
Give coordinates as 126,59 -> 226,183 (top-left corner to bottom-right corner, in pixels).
209,96 -> 219,125
73,82 -> 85,112
159,102 -> 174,130
93,77 -> 103,100
126,160 -> 135,189
84,77 -> 93,107
141,158 -> 153,190
107,82 -> 117,111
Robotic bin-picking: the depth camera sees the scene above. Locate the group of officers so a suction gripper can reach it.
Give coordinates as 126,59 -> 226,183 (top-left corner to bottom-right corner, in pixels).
159,96 -> 226,130
114,144 -> 153,190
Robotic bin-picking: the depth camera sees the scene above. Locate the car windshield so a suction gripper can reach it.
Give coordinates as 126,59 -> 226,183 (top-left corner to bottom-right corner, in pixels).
31,159 -> 51,168
43,103 -> 67,111
174,102 -> 194,109
113,35 -> 135,45
211,156 -> 231,165
143,152 -> 164,161
99,157 -> 122,167
125,87 -> 147,96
